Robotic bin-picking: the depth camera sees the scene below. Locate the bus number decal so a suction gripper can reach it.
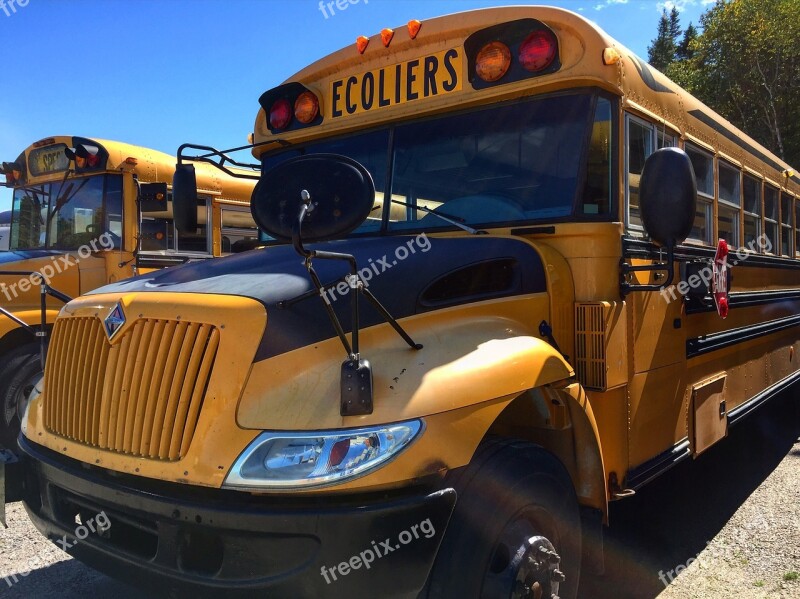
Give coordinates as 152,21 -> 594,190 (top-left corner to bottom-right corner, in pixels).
330,48 -> 462,118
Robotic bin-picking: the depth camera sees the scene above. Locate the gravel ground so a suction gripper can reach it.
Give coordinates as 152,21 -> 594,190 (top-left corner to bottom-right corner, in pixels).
0,391 -> 797,598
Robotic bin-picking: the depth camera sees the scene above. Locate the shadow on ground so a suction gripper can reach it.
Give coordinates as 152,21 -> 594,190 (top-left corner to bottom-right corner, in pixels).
2,558 -> 146,598
579,389 -> 800,598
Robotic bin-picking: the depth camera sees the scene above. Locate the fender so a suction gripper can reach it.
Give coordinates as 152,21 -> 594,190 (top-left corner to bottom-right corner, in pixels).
237,294 -> 573,430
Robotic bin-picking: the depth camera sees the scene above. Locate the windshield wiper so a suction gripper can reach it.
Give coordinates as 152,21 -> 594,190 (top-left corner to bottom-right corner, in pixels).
389,200 -> 484,235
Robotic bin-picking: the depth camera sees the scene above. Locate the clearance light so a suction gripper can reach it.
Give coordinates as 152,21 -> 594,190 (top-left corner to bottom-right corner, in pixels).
223,421 -> 423,490
381,28 -> 394,47
269,98 -> 293,130
356,35 -> 370,54
519,30 -> 557,72
294,91 -> 320,124
33,137 -> 55,148
476,41 -> 512,82
603,47 -> 621,65
408,19 -> 421,39
124,157 -> 138,166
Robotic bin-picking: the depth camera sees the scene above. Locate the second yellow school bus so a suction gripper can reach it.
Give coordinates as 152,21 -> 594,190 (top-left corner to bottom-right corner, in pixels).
17,7 -> 800,598
0,136 -> 257,448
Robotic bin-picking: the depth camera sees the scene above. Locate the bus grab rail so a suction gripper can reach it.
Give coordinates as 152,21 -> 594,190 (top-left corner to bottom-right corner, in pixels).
0,270 -> 72,370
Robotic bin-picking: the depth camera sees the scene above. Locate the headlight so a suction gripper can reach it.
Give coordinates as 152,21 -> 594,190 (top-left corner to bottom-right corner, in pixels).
223,420 -> 423,490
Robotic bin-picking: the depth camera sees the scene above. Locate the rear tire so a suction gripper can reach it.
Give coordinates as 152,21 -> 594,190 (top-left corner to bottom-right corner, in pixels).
0,343 -> 43,448
427,438 -> 582,599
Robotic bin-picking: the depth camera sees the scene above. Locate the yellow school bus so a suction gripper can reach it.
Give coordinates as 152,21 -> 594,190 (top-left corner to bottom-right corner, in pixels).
18,8 -> 800,598
0,136 -> 257,448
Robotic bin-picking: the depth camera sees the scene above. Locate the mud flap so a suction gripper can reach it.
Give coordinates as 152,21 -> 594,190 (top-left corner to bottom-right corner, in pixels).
0,447 -> 20,528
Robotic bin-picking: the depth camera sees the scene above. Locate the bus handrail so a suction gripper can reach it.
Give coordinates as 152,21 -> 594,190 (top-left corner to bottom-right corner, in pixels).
0,270 -> 72,369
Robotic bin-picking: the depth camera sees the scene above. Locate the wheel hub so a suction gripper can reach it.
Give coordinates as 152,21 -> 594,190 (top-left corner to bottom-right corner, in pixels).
482,519 -> 566,599
512,536 -> 564,599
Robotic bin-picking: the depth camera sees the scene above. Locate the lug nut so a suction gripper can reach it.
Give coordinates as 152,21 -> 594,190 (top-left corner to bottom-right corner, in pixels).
551,569 -> 566,582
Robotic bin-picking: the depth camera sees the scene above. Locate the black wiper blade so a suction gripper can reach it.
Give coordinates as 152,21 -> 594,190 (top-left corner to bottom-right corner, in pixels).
389,200 -> 483,235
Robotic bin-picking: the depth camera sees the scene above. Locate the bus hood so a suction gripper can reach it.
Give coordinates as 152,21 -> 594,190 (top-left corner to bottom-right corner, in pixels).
89,235 -> 549,361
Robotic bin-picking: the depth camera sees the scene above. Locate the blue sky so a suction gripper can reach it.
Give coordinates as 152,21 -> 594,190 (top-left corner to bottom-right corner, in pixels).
0,0 -> 710,213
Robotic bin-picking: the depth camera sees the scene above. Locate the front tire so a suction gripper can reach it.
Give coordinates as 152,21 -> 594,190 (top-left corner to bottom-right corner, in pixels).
428,439 -> 582,599
0,344 -> 43,448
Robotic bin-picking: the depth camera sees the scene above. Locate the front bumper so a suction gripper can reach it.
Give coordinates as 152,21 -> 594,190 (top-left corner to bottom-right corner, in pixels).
20,436 -> 456,598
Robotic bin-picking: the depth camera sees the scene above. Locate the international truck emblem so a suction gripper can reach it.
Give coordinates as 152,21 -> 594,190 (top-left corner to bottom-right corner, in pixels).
104,303 -> 126,339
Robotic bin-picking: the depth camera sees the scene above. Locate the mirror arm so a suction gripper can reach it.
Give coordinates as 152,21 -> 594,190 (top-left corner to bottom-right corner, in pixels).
176,143 -> 261,180
620,244 -> 676,297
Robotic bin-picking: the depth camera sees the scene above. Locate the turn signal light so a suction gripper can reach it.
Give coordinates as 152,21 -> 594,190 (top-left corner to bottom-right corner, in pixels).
294,91 -> 320,124
476,41 -> 511,82
519,30 -> 557,72
269,98 -> 293,130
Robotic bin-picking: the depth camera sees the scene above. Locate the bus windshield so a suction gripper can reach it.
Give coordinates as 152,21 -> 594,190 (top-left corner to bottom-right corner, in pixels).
9,174 -> 122,251
262,91 -> 611,234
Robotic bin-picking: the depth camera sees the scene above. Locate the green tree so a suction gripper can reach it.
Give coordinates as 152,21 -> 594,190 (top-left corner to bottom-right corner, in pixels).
669,7 -> 682,43
648,9 -> 677,71
676,22 -> 698,60
688,0 -> 800,165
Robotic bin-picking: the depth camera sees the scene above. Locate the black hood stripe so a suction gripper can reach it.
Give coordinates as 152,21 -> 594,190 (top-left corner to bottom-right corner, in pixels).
92,237 -> 547,361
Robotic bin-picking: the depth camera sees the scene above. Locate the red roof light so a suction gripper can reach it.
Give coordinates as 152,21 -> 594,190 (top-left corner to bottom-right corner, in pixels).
269,98 -> 293,130
519,30 -> 557,72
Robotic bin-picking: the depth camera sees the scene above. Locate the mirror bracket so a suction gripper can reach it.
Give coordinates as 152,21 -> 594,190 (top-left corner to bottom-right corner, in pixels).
619,243 -> 676,296
289,189 -> 422,417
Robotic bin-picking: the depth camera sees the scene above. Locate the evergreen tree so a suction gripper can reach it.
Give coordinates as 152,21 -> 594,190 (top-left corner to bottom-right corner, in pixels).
647,9 -> 676,71
669,7 -> 682,42
676,23 -> 698,60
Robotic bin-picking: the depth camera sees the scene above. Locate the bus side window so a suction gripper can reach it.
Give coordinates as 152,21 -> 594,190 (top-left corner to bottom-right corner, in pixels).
684,143 -> 714,245
764,185 -> 779,254
742,174 -> 762,250
220,207 -> 259,254
581,98 -> 612,216
780,191 -> 793,257
795,198 -> 800,258
174,197 -> 210,254
625,116 -> 676,233
717,161 -> 741,248
105,175 -> 123,247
